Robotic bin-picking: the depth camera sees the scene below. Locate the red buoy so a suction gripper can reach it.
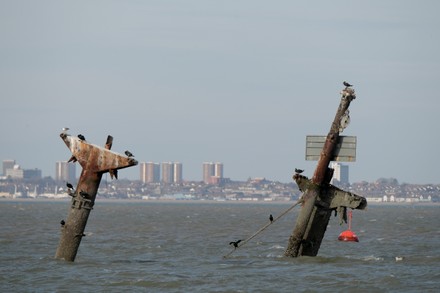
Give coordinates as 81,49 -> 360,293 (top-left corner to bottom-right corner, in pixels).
338,210 -> 359,242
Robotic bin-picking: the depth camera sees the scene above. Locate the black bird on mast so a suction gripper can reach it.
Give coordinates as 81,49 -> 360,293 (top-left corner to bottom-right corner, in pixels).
343,81 -> 353,88
295,168 -> 304,174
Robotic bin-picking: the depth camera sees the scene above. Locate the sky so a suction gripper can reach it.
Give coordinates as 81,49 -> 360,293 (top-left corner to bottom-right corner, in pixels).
1,1 -> 439,184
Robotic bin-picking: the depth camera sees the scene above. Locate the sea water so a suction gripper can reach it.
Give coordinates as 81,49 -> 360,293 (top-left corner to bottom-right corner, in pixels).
1,200 -> 439,292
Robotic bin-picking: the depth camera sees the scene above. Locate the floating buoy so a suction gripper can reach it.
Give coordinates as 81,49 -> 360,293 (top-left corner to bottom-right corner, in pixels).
338,210 -> 359,242
338,229 -> 359,242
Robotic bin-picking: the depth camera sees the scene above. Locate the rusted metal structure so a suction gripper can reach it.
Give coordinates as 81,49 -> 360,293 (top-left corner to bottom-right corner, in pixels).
55,132 -> 138,262
284,85 -> 367,257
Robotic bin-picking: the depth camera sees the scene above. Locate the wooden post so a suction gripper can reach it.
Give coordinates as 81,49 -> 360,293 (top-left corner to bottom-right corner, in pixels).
285,87 -> 358,257
55,133 -> 137,262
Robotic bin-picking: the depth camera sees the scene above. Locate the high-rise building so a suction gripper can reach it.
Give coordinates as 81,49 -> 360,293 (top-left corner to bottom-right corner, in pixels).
160,162 -> 183,184
55,161 -> 76,183
2,159 -> 15,176
140,162 -> 160,183
173,162 -> 183,183
330,162 -> 349,185
203,162 -> 215,184
214,162 -> 223,179
161,162 -> 174,184
203,162 -> 224,184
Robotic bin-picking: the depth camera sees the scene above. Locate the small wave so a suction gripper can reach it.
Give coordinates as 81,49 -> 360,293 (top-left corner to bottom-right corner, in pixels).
269,244 -> 285,250
345,254 -> 384,262
362,255 -> 384,261
265,253 -> 284,258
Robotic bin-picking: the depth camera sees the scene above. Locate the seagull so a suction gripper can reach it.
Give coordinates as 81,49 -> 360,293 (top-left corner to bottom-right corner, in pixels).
66,182 -> 73,189
78,134 -> 86,141
125,150 -> 134,157
269,214 -> 274,223
229,239 -> 242,249
62,127 -> 69,134
295,168 -> 304,174
60,220 -> 65,227
343,81 -> 353,87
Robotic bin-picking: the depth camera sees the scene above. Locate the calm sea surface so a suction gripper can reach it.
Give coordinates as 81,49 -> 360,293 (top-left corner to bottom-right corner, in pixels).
1,200 -> 439,292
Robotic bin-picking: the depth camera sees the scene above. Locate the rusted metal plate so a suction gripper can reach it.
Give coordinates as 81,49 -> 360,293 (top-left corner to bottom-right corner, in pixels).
60,134 -> 138,172
305,135 -> 356,162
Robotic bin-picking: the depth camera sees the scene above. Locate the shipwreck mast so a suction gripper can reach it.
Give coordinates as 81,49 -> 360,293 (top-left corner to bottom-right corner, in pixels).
285,84 -> 367,257
55,132 -> 138,262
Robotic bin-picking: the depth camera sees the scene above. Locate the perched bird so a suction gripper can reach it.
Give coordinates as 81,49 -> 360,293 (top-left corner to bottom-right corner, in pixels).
80,190 -> 89,198
125,150 -> 134,157
60,220 -> 65,227
109,169 -> 118,180
62,127 -> 69,134
229,239 -> 242,249
66,182 -> 75,197
343,81 -> 353,87
78,134 -> 86,141
295,168 -> 304,174
269,214 -> 274,223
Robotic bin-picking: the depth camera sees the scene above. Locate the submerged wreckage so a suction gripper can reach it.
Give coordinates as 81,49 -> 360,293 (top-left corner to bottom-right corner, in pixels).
55,132 -> 138,262
284,83 -> 367,257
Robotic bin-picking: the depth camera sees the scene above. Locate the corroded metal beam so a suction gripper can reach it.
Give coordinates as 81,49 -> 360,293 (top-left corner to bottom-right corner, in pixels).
55,132 -> 138,262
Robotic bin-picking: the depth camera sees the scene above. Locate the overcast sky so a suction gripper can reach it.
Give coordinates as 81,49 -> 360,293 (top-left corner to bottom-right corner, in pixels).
1,1 -> 439,184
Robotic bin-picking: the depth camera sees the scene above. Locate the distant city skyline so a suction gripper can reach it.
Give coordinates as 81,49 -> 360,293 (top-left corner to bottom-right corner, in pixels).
3,158 -> 353,186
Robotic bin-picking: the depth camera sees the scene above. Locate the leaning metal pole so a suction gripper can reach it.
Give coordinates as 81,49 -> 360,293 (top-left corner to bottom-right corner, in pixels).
55,132 -> 137,262
284,87 -> 358,257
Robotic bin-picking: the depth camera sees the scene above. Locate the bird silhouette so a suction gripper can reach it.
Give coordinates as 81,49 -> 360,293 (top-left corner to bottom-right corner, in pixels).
343,81 -> 353,87
269,214 -> 274,223
125,150 -> 134,157
109,169 -> 118,179
229,239 -> 242,249
66,182 -> 73,189
78,134 -> 86,141
295,168 -> 304,174
60,220 -> 65,227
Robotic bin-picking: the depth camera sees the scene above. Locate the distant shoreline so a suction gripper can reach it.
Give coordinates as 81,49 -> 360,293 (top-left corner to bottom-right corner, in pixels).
1,197 -> 439,206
